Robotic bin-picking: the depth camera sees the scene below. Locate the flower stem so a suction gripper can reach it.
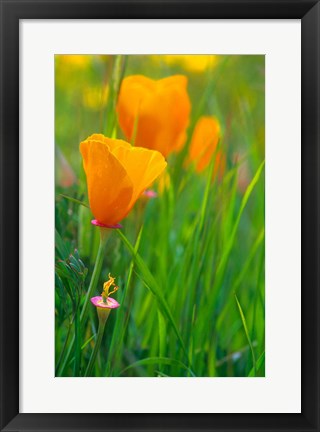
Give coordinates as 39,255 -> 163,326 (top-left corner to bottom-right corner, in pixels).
80,231 -> 108,324
74,307 -> 81,376
57,229 -> 109,376
55,314 -> 73,375
85,313 -> 108,377
105,55 -> 126,136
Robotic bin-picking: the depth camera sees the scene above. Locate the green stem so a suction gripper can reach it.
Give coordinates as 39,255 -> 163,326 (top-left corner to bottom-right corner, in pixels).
157,310 -> 166,375
74,307 -> 81,376
55,315 -> 72,375
85,315 -> 108,377
80,232 -> 108,324
57,230 -> 108,376
105,55 -> 126,136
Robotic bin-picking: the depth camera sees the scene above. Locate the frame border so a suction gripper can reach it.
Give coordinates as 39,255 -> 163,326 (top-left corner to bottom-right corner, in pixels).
1,1 -> 319,431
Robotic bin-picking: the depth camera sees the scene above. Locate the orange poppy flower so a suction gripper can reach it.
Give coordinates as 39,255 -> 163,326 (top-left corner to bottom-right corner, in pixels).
80,134 -> 167,226
116,75 -> 191,158
189,116 -> 226,178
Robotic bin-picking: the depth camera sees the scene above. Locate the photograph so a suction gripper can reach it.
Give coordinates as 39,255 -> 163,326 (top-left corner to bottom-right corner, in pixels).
54,54 -> 265,378
2,0 -> 319,427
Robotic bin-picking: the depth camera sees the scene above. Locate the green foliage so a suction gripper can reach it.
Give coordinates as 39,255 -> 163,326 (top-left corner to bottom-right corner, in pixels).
55,54 -> 265,377
55,234 -> 88,375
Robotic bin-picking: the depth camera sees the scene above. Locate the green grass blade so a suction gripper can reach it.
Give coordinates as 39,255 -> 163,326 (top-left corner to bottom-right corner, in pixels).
116,229 -> 189,363
60,194 -> 89,208
120,357 -> 196,377
74,308 -> 81,377
235,293 -> 256,374
55,229 -> 69,260
248,351 -> 265,377
233,228 -> 265,291
158,310 -> 166,372
155,371 -> 171,377
81,334 -> 96,350
105,55 -> 126,136
216,160 -> 265,277
198,148 -> 218,231
215,228 -> 265,332
106,227 -> 144,376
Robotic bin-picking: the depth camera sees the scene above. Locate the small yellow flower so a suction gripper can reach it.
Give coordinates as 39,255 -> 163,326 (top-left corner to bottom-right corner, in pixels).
154,55 -> 218,73
83,85 -> 109,110
57,55 -> 92,68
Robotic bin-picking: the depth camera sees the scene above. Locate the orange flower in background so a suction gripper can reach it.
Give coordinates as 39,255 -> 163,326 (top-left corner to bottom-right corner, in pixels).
116,75 -> 191,158
189,116 -> 226,178
80,134 -> 167,226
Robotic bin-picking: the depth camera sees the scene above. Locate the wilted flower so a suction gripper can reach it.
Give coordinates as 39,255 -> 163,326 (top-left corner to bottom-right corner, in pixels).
85,275 -> 120,377
91,273 -> 120,307
90,274 -> 120,322
80,134 -> 167,226
116,75 -> 191,157
91,295 -> 120,310
189,116 -> 226,178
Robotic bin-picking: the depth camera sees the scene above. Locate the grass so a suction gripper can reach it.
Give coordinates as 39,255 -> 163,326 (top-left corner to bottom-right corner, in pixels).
55,54 -> 265,377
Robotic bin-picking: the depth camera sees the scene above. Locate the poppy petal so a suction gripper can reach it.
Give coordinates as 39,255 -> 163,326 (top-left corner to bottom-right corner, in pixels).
111,145 -> 167,206
80,139 -> 134,225
189,116 -> 221,172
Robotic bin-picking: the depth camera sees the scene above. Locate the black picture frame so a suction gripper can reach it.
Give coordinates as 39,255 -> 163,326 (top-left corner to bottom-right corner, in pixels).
1,0 -> 319,431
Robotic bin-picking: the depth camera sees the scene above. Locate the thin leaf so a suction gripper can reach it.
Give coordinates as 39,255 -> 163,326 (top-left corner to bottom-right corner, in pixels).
216,160 -> 265,277
120,357 -> 196,377
248,351 -> 265,377
55,229 -> 69,260
60,194 -> 89,209
235,293 -> 256,373
116,229 -> 189,363
106,227 -> 144,376
158,310 -> 166,372
81,334 -> 96,350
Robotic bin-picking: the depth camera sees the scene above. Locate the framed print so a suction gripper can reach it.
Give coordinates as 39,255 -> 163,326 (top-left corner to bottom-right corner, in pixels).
0,0 -> 319,431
